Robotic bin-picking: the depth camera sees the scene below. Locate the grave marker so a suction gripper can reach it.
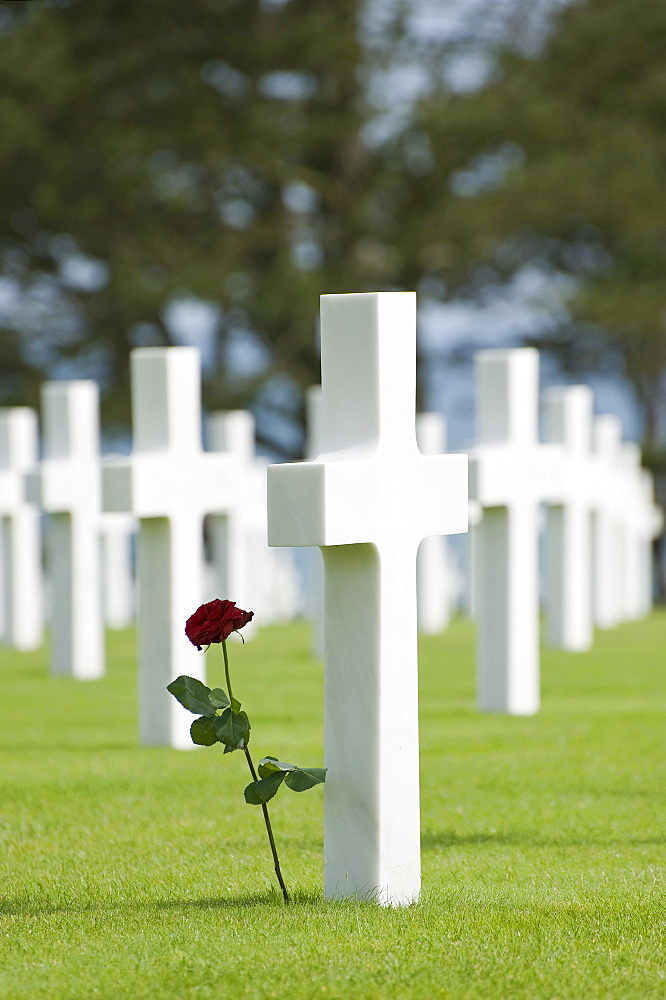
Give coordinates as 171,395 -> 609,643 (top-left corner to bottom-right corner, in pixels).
469,348 -> 559,715
103,348 -> 249,748
636,468 -> 663,616
592,415 -> 624,629
304,385 -> 324,657
0,408 -> 43,650
268,292 -> 468,904
543,385 -> 595,652
206,410 -> 259,639
416,412 -> 453,634
30,381 -> 104,679
101,512 -> 135,630
619,444 -> 663,620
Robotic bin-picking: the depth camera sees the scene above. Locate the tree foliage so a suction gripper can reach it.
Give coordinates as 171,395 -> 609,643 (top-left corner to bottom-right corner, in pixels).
0,0 -> 436,451
2,0 -> 664,468
413,0 -> 666,449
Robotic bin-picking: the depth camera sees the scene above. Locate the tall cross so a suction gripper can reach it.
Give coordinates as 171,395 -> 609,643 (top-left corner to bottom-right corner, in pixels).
206,410 -> 258,640
100,512 -> 136,630
268,292 -> 468,905
416,412 -> 453,635
635,467 -> 663,616
304,385 -> 324,659
469,348 -> 560,715
543,385 -> 596,652
591,415 -> 624,629
103,347 -> 249,749
618,443 -> 662,621
0,407 -> 43,651
29,381 -> 104,679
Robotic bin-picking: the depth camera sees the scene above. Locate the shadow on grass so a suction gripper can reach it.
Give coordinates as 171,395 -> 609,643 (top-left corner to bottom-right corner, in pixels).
0,889 -> 321,917
422,829 -> 666,850
0,742 -> 137,754
422,830 -> 516,849
154,892 -> 287,910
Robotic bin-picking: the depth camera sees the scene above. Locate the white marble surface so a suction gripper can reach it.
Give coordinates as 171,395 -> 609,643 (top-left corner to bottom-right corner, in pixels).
543,385 -> 595,652
469,348 -> 561,716
206,410 -> 260,639
31,382 -> 104,679
416,412 -> 453,635
100,512 -> 136,630
103,348 -> 252,749
618,444 -> 663,620
0,408 -> 43,651
268,292 -> 468,905
591,415 -> 624,630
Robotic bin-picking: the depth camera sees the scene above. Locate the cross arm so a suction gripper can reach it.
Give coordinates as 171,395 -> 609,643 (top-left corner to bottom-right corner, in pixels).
469,443 -> 562,507
102,458 -> 133,514
268,452 -> 467,549
30,458 -> 100,513
0,469 -> 28,511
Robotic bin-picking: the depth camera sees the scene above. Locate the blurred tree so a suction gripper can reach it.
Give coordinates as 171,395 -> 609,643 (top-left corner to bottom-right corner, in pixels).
0,0 -> 440,453
408,0 -> 666,593
412,0 -> 666,456
3,0 -> 664,470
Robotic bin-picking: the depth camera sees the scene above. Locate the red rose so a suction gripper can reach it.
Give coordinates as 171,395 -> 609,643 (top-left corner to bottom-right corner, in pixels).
185,599 -> 254,650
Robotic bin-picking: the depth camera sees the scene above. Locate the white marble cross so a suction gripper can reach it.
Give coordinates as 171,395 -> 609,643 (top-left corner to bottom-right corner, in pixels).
543,385 -> 596,652
103,347 -> 248,749
469,348 -> 560,716
268,292 -> 468,905
30,381 -> 104,679
100,512 -> 136,630
0,408 -> 43,650
304,385 -> 324,657
635,467 -> 663,616
206,410 -> 259,639
592,415 -> 624,630
618,444 -> 663,621
416,413 -> 453,634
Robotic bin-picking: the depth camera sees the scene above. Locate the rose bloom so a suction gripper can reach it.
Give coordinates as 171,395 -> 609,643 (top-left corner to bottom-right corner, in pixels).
185,599 -> 254,650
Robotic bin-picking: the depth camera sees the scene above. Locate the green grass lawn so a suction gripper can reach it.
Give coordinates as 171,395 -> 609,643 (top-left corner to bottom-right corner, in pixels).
1,614 -> 665,999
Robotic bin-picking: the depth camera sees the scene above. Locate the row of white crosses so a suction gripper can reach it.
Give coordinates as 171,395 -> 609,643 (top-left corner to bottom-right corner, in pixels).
0,364 -> 285,695
0,336 -> 657,674
0,335 -> 658,685
0,292 -> 660,911
469,348 -> 663,716
267,294 -> 662,904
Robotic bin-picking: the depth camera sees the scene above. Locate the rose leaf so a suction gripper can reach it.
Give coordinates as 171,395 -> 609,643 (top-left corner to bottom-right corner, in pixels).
258,757 -> 297,778
213,708 -> 251,749
167,675 -> 215,716
244,771 -> 286,805
190,715 -> 219,746
208,687 -> 230,710
285,767 -> 327,792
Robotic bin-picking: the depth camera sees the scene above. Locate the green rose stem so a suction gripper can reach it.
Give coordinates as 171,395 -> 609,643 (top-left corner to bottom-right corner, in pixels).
221,639 -> 290,905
